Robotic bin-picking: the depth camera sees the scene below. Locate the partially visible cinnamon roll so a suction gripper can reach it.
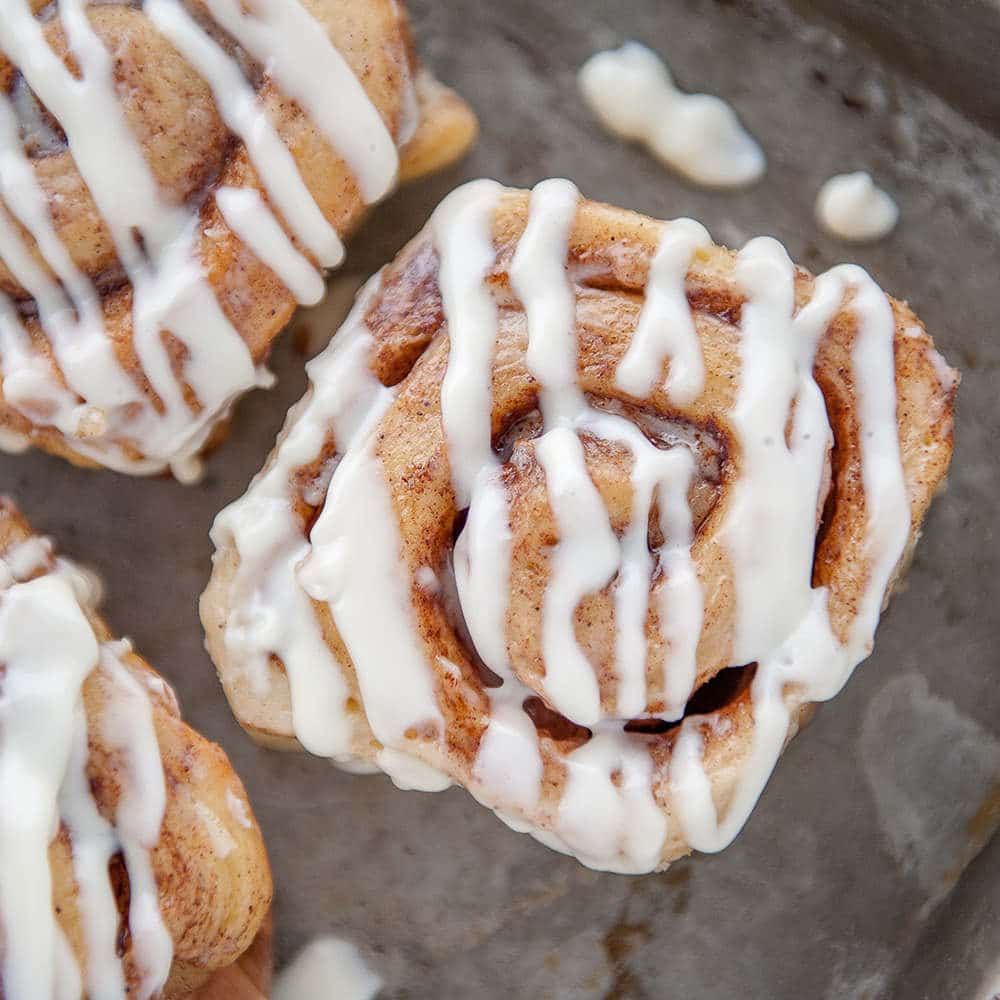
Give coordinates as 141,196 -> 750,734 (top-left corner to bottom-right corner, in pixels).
202,180 -> 957,873
0,0 -> 476,480
0,498 -> 272,997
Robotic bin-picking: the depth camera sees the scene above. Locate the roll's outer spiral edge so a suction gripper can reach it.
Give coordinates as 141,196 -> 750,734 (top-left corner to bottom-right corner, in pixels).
203,183 -> 957,873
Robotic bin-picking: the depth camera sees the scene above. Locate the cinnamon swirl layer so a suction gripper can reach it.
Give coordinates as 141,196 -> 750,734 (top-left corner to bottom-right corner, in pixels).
203,181 -> 957,873
0,498 -> 272,998
0,0 -> 476,480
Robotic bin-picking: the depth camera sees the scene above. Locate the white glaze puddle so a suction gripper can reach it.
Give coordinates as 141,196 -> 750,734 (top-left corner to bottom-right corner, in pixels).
215,178 -> 921,873
816,171 -> 899,242
0,0 -> 408,477
578,42 -> 765,188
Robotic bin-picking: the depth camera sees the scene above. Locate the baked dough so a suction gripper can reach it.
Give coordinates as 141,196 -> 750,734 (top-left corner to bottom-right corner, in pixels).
203,180 -> 957,872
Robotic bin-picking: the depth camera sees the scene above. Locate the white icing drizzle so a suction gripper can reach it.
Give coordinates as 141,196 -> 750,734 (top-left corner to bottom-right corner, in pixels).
453,465 -> 514,680
299,433 -> 445,749
816,171 -> 899,243
578,42 -> 765,188
98,647 -> 173,998
216,187 -> 326,307
557,733 -> 667,875
670,261 -> 909,853
0,0 -> 403,477
198,0 -> 398,205
534,427 -> 618,724
0,424 -> 30,454
434,179 -> 504,506
274,935 -> 382,1000
616,219 -> 712,404
214,179 -> 916,873
144,0 -> 346,270
0,533 -> 172,998
212,278 -> 402,762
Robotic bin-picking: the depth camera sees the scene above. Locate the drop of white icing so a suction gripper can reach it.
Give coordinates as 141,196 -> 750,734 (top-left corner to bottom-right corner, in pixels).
816,171 -> 899,242
578,42 -> 765,188
273,936 -> 382,1000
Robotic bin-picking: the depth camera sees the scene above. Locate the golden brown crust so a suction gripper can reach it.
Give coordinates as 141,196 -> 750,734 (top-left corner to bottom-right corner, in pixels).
203,190 -> 957,868
0,497 -> 272,997
398,69 -> 479,183
0,0 -> 477,472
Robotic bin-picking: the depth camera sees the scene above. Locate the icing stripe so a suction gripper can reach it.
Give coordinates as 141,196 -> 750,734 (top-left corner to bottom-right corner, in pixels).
616,218 -> 711,404
199,0 -> 399,203
433,179 -> 504,506
145,0 -> 345,268
216,186 -> 326,306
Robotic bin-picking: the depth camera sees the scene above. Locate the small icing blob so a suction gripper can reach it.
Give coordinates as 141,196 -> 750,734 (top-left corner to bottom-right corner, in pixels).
816,171 -> 899,242
578,42 -> 765,188
273,936 -> 382,1000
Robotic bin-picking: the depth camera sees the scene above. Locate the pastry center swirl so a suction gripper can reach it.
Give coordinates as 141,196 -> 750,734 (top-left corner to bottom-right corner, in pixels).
454,396 -> 729,723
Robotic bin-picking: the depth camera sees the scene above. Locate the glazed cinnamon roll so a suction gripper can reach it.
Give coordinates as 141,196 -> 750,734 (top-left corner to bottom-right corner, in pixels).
202,180 -> 957,873
0,498 -> 272,997
0,0 -> 476,480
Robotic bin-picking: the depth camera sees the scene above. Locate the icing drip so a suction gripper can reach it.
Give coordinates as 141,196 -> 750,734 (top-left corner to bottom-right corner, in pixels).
0,535 -> 172,998
299,431 -> 445,751
198,0 -> 399,204
616,219 -> 712,404
144,0 -> 346,270
578,43 -> 765,188
670,263 -> 909,852
193,801 -> 238,860
0,0 -> 403,477
0,425 -> 30,454
213,179 -> 917,873
434,179 -> 504,506
0,576 -> 98,1000
816,171 -> 899,242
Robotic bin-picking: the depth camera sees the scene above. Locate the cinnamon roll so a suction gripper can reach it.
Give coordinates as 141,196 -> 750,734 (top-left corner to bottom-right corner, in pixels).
0,0 -> 476,480
0,498 -> 272,996
202,180 -> 957,873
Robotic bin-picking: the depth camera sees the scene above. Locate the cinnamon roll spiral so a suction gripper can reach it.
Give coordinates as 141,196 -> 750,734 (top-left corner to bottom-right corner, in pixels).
0,0 -> 476,479
203,180 -> 957,873
0,498 -> 272,997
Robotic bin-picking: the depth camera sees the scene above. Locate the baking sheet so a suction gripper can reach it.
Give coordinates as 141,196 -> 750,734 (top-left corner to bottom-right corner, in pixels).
4,0 -> 999,995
